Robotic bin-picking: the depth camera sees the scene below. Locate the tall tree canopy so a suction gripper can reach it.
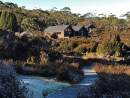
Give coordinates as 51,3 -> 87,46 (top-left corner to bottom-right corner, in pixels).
21,17 -> 45,31
0,11 -> 18,32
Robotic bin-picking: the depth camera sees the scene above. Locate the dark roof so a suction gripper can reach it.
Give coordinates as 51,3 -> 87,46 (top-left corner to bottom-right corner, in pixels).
44,25 -> 69,33
72,26 -> 83,31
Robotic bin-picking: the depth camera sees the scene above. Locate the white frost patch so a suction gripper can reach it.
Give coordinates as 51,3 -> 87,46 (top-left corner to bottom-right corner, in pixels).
18,76 -> 70,98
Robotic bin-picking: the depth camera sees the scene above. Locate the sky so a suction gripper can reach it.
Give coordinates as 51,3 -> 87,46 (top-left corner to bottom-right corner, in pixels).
1,0 -> 130,17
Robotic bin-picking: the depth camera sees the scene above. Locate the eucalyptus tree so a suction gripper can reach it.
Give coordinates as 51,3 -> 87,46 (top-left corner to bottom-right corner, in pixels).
0,11 -> 18,32
21,17 -> 45,31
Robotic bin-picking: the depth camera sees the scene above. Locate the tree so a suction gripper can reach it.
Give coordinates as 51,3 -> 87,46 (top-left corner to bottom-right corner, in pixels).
21,17 -> 45,31
46,10 -> 79,25
0,1 -> 4,5
5,2 -> 18,8
81,12 -> 96,18
0,11 -> 18,32
124,12 -> 130,21
61,7 -> 71,12
51,7 -> 58,12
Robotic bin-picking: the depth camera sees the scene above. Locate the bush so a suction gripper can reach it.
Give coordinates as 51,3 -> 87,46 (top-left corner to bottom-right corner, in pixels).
57,38 -> 97,54
91,73 -> 130,96
39,49 -> 49,65
48,51 -> 63,62
0,62 -> 27,98
92,64 -> 130,95
16,61 -> 83,83
56,64 -> 83,83
78,73 -> 130,98
97,33 -> 123,57
56,37 -> 89,53
74,44 -> 86,54
87,41 -> 98,52
59,40 -> 78,52
78,64 -> 130,98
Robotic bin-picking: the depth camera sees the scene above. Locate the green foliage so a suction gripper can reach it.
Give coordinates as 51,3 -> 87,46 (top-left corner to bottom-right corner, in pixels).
21,17 -> 45,31
65,41 -> 78,51
61,7 -> 71,12
74,44 -> 86,54
46,11 -> 79,25
97,33 -> 123,57
0,11 -> 18,32
0,1 -> 128,34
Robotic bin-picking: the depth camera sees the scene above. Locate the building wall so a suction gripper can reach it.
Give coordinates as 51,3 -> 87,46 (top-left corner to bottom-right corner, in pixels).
45,31 -> 67,39
44,32 -> 52,38
44,30 -> 88,39
58,31 -> 64,38
75,28 -> 88,37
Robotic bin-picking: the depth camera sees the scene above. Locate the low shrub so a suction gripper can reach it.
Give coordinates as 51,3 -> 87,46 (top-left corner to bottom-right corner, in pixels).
39,49 -> 49,65
0,62 -> 27,98
91,73 -> 130,97
74,44 -> 87,54
58,39 -> 78,52
93,64 -> 130,96
87,41 -> 98,52
94,64 -> 130,75
97,33 -> 123,57
78,64 -> 130,98
57,38 -> 98,55
16,62 -> 83,83
57,64 -> 83,83
78,74 -> 130,98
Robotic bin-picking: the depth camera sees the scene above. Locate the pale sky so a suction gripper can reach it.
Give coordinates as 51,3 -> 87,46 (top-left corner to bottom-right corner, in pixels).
1,0 -> 130,17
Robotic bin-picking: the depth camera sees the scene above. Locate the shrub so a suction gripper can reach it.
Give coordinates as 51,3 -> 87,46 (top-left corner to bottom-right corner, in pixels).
48,51 -> 63,62
78,64 -> 130,98
56,64 -> 83,83
91,73 -> 130,97
87,41 -> 98,52
57,38 -> 87,52
97,33 -> 123,57
74,44 -> 86,54
57,38 -> 98,54
60,40 -> 78,52
40,49 -> 49,65
93,64 -> 130,95
0,62 -> 27,98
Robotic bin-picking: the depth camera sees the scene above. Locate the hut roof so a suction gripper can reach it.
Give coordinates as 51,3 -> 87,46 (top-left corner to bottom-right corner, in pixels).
44,25 -> 69,33
72,26 -> 83,31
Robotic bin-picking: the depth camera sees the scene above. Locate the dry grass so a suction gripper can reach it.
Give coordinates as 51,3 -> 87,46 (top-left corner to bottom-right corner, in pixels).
94,63 -> 130,75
